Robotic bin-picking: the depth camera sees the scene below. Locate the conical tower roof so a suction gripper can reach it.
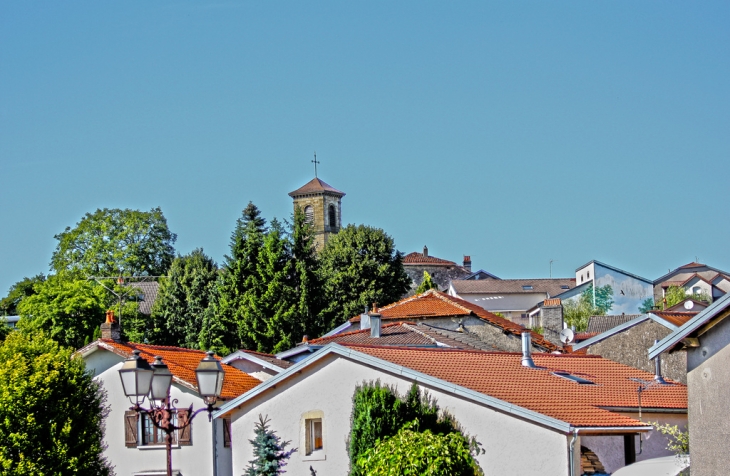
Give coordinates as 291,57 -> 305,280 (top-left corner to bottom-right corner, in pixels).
288,177 -> 345,197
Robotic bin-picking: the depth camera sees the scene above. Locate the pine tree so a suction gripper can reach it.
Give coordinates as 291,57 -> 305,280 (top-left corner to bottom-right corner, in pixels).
244,414 -> 296,476
290,206 -> 322,339
150,249 -> 218,348
200,203 -> 267,354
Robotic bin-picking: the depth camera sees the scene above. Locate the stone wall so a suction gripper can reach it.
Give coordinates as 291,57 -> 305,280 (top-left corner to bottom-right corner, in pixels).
586,320 -> 686,384
404,265 -> 471,296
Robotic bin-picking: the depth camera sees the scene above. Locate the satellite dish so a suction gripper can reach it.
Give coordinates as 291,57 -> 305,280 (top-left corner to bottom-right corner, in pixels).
684,300 -> 694,310
560,328 -> 575,344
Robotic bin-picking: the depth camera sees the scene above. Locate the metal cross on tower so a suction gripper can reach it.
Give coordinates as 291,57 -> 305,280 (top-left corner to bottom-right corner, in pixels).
312,152 -> 320,177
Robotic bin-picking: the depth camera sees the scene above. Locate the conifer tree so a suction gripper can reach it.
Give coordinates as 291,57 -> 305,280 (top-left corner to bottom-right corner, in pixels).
244,414 -> 296,476
150,249 -> 218,348
200,203 -> 267,354
415,271 -> 438,294
290,206 -> 322,338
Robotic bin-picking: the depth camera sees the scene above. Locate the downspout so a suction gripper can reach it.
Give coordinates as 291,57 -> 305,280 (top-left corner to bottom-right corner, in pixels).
211,417 -> 219,476
569,428 -> 580,476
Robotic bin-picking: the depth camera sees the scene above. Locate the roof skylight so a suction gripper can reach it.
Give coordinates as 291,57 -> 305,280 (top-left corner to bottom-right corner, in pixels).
522,285 -> 533,290
552,371 -> 595,385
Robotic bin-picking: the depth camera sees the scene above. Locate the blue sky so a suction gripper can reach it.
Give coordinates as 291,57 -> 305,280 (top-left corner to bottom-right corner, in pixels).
1,1 -> 729,296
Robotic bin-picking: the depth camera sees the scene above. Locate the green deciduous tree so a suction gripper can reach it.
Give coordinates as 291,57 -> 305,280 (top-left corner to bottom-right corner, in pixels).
244,414 -> 296,476
356,423 -> 480,476
0,332 -> 111,475
415,271 -> 438,294
51,207 -> 176,277
149,249 -> 218,348
317,225 -> 410,330
0,274 -> 46,316
17,273 -> 109,349
563,283 -> 613,332
664,285 -> 711,308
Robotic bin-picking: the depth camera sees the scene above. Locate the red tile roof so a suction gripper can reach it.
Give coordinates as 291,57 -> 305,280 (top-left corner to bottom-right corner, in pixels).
544,298 -> 562,307
651,311 -> 697,328
95,340 -> 261,400
402,252 -> 457,266
349,290 -> 558,352
349,346 -> 687,428
288,178 -> 345,197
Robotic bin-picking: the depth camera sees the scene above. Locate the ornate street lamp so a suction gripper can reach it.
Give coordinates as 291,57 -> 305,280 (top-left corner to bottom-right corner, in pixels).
118,350 -> 225,476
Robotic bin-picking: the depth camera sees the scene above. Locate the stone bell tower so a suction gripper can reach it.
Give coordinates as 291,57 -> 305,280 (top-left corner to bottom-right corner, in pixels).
289,177 -> 345,250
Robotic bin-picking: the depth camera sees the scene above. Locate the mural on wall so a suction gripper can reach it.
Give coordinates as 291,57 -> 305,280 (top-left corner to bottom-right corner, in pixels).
593,264 -> 653,315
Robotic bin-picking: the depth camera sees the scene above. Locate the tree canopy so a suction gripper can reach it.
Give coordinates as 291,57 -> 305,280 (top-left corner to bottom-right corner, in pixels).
563,283 -> 613,332
16,273 -> 109,349
317,224 -> 410,330
664,285 -> 711,308
149,249 -> 218,348
0,332 -> 111,475
0,274 -> 45,316
51,207 -> 176,277
415,271 -> 439,294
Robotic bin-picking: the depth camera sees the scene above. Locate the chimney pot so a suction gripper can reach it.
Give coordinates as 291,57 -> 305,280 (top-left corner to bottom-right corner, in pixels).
302,335 -> 309,343
369,312 -> 382,338
423,246 -> 428,257
521,332 -> 537,368
463,255 -> 472,272
101,310 -> 121,342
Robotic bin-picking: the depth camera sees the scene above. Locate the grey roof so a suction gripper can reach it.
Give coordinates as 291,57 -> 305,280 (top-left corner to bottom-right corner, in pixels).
451,278 -> 575,296
572,314 -> 682,351
417,323 -> 500,351
649,293 -> 730,359
586,315 -> 643,334
463,269 -> 501,280
126,281 -> 159,315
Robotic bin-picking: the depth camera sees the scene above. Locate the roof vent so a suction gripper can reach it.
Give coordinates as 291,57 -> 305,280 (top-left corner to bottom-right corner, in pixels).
370,303 -> 381,338
521,332 -> 537,368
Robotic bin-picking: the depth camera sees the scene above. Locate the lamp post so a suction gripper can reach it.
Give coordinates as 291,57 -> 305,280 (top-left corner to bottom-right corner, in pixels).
118,350 -> 225,476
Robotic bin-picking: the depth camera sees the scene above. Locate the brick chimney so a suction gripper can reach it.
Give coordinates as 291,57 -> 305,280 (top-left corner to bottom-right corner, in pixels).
540,299 -> 563,346
423,246 -> 429,257
463,255 -> 472,272
101,310 -> 121,342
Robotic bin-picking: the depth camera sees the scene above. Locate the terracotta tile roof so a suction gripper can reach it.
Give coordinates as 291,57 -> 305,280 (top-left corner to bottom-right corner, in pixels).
349,346 -> 687,428
451,278 -> 575,296
651,311 -> 697,328
574,332 -> 598,342
288,178 -> 345,197
402,252 -> 457,266
237,349 -> 294,369
95,340 -> 261,400
310,322 -> 494,350
586,315 -> 642,334
349,290 -> 558,352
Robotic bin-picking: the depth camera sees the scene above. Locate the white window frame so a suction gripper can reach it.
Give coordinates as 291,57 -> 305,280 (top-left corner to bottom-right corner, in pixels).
300,410 -> 326,461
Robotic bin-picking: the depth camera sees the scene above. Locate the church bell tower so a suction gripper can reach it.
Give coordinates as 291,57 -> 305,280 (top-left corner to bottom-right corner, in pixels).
289,177 -> 345,250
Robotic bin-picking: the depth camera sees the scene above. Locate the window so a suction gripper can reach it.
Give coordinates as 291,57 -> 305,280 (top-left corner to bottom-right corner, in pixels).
561,285 -> 570,290
587,271 -> 590,278
328,204 -> 336,227
552,371 -> 595,385
692,286 -> 701,295
142,413 -> 173,446
301,410 -> 325,460
124,410 -> 192,448
223,418 -> 232,448
305,418 -> 323,455
304,206 -> 314,224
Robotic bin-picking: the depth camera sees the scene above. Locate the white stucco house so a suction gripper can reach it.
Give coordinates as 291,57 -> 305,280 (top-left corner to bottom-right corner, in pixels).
78,327 -> 261,476
216,339 -> 687,475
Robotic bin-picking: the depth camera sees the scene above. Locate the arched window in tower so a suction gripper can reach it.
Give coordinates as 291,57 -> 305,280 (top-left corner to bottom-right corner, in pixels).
304,206 -> 314,224
328,204 -> 336,228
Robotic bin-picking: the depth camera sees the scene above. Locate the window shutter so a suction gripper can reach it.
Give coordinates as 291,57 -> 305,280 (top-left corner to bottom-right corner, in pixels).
124,410 -> 138,447
178,410 -> 192,446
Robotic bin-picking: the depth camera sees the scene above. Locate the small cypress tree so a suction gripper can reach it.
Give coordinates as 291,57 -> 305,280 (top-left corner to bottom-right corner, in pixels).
245,414 -> 296,476
415,271 -> 439,294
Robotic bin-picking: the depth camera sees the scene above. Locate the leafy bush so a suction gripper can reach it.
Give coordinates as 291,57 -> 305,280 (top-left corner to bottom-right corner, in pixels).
348,381 -> 482,476
356,422 -> 479,476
